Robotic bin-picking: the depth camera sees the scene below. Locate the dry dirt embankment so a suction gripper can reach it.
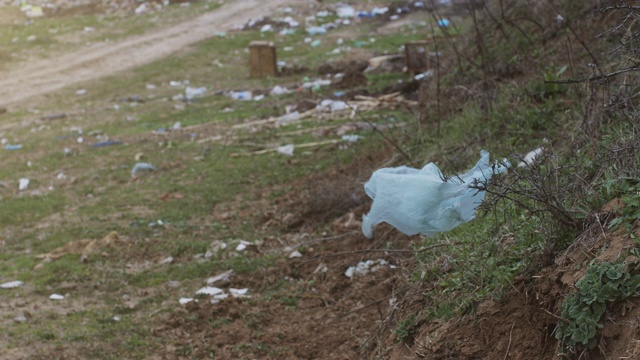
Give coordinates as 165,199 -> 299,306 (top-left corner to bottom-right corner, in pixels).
0,0 -> 302,108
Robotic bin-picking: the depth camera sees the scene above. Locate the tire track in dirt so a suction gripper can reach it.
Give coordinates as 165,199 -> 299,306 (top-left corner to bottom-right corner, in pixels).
0,0 -> 302,108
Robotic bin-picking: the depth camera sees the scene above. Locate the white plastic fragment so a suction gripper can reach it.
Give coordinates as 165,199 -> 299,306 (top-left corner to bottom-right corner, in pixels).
345,259 -> 391,278
179,297 -> 194,305
113,316 -> 121,322
277,144 -> 295,156
207,270 -> 234,285
306,26 -> 327,35
185,86 -> 206,100
362,151 -> 509,239
229,91 -> 253,101
76,89 -> 87,96
159,256 -> 173,264
196,286 -> 224,296
260,24 -> 273,32
336,5 -> 355,18
49,294 -> 65,300
316,99 -> 348,112
270,85 -> 290,96
229,288 -> 250,298
131,162 -> 156,177
289,250 -> 303,258
517,147 -> 544,168
235,240 -> 251,252
342,135 -> 362,143
18,178 -> 29,191
0,281 -> 24,289
275,111 -> 300,127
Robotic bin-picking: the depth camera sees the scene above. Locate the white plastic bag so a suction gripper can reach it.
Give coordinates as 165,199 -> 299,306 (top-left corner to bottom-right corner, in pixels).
362,151 -> 508,238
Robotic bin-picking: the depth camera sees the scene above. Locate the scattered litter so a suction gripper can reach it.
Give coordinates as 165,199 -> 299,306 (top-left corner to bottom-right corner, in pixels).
414,70 -> 434,80
342,135 -> 363,143
362,151 -> 509,238
14,315 -> 27,323
260,24 -> 273,32
283,46 -> 294,51
146,84 -> 156,90
235,240 -> 252,252
113,316 -> 121,322
131,162 -> 156,177
49,294 -> 65,300
437,19 -> 450,27
207,270 -> 234,285
277,144 -> 295,156
270,85 -> 290,96
229,91 -> 253,101
92,140 -> 123,148
196,286 -> 224,296
83,27 -> 95,32
333,91 -> 346,97
213,31 -> 227,37
0,281 -> 23,289
345,259 -> 394,278
310,39 -> 322,47
18,178 -> 29,191
317,99 -> 348,112
306,26 -> 327,35
517,147 -> 544,167
289,250 -> 302,258
275,111 -> 301,127
76,89 -> 87,96
5,144 -> 23,150
172,122 -> 182,130
134,3 -> 147,14
229,288 -> 250,298
179,298 -> 194,305
185,86 -> 207,100
337,5 -> 355,18
159,256 -> 173,265
169,80 -> 188,87
372,7 -> 389,15
254,94 -> 265,101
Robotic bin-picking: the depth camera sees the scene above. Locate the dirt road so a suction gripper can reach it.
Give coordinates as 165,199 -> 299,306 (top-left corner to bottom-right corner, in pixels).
0,0 -> 302,108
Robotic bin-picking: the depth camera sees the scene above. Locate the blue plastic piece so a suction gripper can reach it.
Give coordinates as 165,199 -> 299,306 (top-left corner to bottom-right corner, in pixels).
92,140 -> 123,148
362,151 -> 509,238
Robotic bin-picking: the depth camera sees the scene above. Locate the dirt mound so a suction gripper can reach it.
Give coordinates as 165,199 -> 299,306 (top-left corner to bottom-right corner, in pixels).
385,221 -> 640,360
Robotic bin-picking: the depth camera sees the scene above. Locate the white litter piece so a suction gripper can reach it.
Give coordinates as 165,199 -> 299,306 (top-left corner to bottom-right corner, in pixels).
0,281 -> 23,289
172,121 -> 182,130
254,94 -> 265,101
229,91 -> 253,101
260,24 -> 273,32
113,315 -> 121,321
275,111 -> 300,128
235,240 -> 251,252
277,144 -> 295,156
146,84 -> 156,90
83,27 -> 95,32
270,85 -> 291,96
306,26 -> 327,35
229,288 -> 249,298
517,147 -> 544,168
316,99 -> 348,112
345,259 -> 392,278
336,5 -> 355,18
179,297 -> 194,305
134,3 -> 147,14
372,7 -> 389,15
283,16 -> 299,27
159,256 -> 173,264
414,70 -> 434,80
49,294 -> 65,300
289,250 -> 303,258
185,86 -> 207,100
76,89 -> 87,96
342,135 -> 362,143
18,178 -> 29,191
196,286 -> 224,296
207,270 -> 234,285
131,162 -> 156,177
362,150 -> 509,239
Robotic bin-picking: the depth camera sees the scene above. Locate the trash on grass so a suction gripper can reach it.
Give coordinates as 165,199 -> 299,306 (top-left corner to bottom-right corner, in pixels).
196,286 -> 224,296
337,5 -> 355,18
5,144 -> 23,150
93,140 -> 123,148
49,294 -> 65,300
316,99 -> 348,112
207,270 -> 234,285
18,178 -> 29,191
362,151 -> 509,238
275,111 -> 300,127
159,256 -> 173,264
270,85 -> 291,96
341,135 -> 363,143
131,162 -> 156,177
235,240 -> 252,252
517,147 -> 544,168
277,144 -> 295,156
0,281 -> 23,289
179,297 -> 194,305
345,259 -> 394,278
185,86 -> 207,100
306,26 -> 327,35
229,91 -> 253,101
289,250 -> 302,258
229,288 -> 250,298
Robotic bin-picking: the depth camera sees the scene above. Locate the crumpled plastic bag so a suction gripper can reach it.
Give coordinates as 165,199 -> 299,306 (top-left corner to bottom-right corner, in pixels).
362,150 -> 509,238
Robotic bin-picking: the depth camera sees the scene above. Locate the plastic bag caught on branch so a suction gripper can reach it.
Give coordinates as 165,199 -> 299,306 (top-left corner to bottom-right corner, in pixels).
362,151 -> 509,239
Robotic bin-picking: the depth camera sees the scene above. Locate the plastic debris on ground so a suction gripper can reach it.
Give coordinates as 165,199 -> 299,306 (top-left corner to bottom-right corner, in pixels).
5,144 -> 23,150
306,26 -> 327,35
229,90 -> 253,101
518,147 -> 544,167
437,19 -> 450,27
196,286 -> 224,296
207,270 -> 234,285
185,86 -> 207,100
179,298 -> 194,305
260,24 -> 273,32
159,256 -> 173,264
362,151 -> 510,239
342,135 -> 363,143
316,99 -> 348,112
270,85 -> 290,96
275,111 -> 300,128
310,39 -> 322,47
289,250 -> 302,258
345,259 -> 395,278
337,5 -> 355,18
131,162 -> 156,177
414,70 -> 434,80
0,281 -> 24,289
235,240 -> 252,252
49,294 -> 65,300
19,178 -> 29,191
277,144 -> 295,156
93,140 -> 123,148
229,288 -> 250,298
